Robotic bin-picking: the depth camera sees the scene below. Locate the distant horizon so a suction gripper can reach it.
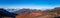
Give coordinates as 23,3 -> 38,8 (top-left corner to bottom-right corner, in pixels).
3,6 -> 59,10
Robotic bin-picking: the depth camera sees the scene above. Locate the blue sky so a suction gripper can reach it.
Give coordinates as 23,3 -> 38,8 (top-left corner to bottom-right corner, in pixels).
0,0 -> 60,9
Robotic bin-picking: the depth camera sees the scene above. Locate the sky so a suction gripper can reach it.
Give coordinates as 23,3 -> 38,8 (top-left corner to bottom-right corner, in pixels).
0,0 -> 60,9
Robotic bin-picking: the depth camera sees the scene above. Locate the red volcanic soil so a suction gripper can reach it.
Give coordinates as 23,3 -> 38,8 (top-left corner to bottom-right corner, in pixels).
16,12 -> 43,18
